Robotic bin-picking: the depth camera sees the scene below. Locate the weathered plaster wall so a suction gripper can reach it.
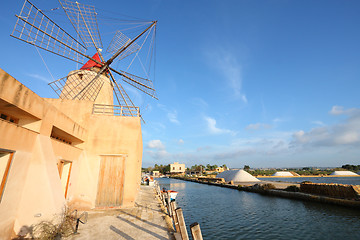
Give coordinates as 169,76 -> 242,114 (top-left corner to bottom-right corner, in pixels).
84,115 -> 142,207
0,68 -> 144,239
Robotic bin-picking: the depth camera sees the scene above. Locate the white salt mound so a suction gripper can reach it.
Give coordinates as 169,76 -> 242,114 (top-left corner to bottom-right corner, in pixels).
330,171 -> 358,176
217,170 -> 260,182
272,171 -> 294,177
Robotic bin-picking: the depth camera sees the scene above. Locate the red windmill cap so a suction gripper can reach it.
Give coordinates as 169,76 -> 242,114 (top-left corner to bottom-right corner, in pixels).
80,53 -> 103,70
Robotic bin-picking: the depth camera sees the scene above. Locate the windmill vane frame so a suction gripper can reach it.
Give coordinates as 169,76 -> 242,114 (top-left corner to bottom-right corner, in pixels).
11,0 -> 158,120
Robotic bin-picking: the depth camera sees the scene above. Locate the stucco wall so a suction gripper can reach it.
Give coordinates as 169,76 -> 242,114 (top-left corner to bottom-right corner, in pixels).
0,68 -> 143,238
84,115 -> 142,207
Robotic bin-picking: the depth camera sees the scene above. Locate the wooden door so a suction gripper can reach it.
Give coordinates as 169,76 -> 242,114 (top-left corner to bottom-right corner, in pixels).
96,155 -> 126,207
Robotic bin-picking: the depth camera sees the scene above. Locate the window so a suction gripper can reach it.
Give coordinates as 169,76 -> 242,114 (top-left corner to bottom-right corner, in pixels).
0,152 -> 14,202
179,167 -> 181,170
173,167 -> 175,170
0,112 -> 19,124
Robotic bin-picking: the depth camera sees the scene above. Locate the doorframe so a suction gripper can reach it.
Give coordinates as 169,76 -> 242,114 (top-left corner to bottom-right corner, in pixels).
0,151 -> 14,203
57,159 -> 73,199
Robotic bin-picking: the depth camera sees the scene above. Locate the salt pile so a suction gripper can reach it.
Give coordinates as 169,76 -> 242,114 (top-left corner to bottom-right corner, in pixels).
272,171 -> 294,177
330,171 -> 358,176
217,170 -> 260,182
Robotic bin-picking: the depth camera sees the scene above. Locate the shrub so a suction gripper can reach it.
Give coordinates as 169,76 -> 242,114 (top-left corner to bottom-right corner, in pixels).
31,207 -> 75,239
284,185 -> 300,192
261,183 -> 276,190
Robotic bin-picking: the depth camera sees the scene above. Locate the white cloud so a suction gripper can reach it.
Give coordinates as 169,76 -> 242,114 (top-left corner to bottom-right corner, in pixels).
245,123 -> 272,130
26,73 -> 51,83
178,139 -> 184,145
146,139 -> 170,160
147,140 -> 165,150
329,105 -> 359,116
204,116 -> 234,135
291,106 -> 360,148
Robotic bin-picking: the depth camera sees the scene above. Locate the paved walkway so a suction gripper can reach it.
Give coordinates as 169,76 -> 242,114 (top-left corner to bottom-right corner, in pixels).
67,185 -> 172,240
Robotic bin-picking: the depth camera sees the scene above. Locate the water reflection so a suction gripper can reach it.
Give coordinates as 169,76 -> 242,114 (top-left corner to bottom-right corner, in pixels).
158,178 -> 360,240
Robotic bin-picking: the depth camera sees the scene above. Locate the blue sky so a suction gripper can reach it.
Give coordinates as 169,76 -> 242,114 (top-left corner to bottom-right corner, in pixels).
1,0 -> 360,168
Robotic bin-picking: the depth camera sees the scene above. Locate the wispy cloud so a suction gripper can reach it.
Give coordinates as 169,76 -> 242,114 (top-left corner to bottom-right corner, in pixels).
157,103 -> 180,124
205,49 -> 247,103
177,139 -> 184,145
167,110 -> 180,124
123,84 -> 143,103
26,73 -> 51,83
192,97 -> 209,108
311,121 -> 324,126
147,139 -> 165,150
204,116 -> 235,135
245,123 -> 272,131
273,118 -> 285,123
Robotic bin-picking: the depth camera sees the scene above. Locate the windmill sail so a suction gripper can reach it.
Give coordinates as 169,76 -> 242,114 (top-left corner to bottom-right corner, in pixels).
59,0 -> 103,49
11,0 -> 87,64
110,68 -> 157,99
12,0 -> 158,120
106,31 -> 140,61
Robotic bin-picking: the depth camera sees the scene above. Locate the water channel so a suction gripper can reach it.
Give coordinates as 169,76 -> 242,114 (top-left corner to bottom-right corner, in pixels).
158,178 -> 360,240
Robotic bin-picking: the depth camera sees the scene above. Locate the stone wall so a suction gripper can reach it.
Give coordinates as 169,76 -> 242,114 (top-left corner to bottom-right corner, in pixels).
300,182 -> 360,199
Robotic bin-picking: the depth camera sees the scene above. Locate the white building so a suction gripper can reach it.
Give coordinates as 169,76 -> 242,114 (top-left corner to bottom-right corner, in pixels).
170,162 -> 185,174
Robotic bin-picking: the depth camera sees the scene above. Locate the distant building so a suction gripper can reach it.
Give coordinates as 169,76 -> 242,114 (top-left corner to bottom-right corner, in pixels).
170,162 -> 185,174
152,170 -> 160,177
186,170 -> 201,176
215,166 -> 226,173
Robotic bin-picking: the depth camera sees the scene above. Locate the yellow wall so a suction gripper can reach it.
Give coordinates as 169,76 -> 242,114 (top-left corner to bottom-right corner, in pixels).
0,68 -> 143,239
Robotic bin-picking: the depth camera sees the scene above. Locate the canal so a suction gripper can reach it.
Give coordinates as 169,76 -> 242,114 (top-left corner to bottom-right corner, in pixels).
158,178 -> 360,240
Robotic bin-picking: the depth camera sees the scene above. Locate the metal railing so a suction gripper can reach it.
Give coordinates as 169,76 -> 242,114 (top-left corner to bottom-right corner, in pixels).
92,104 -> 140,117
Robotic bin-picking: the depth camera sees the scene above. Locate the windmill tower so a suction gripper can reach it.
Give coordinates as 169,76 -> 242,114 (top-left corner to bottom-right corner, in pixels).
11,0 -> 158,119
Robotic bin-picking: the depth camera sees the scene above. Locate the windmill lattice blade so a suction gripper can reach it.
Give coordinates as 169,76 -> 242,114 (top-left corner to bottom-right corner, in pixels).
11,0 -> 87,64
106,30 -> 140,61
112,79 -> 139,117
49,70 -> 104,101
111,69 -> 157,99
59,0 -> 102,49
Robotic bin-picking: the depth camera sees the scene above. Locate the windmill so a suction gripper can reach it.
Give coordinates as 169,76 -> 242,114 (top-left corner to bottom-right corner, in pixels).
10,0 -> 157,120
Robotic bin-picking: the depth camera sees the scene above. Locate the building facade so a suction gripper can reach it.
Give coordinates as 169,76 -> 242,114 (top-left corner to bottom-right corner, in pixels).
0,68 -> 143,239
170,162 -> 185,174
